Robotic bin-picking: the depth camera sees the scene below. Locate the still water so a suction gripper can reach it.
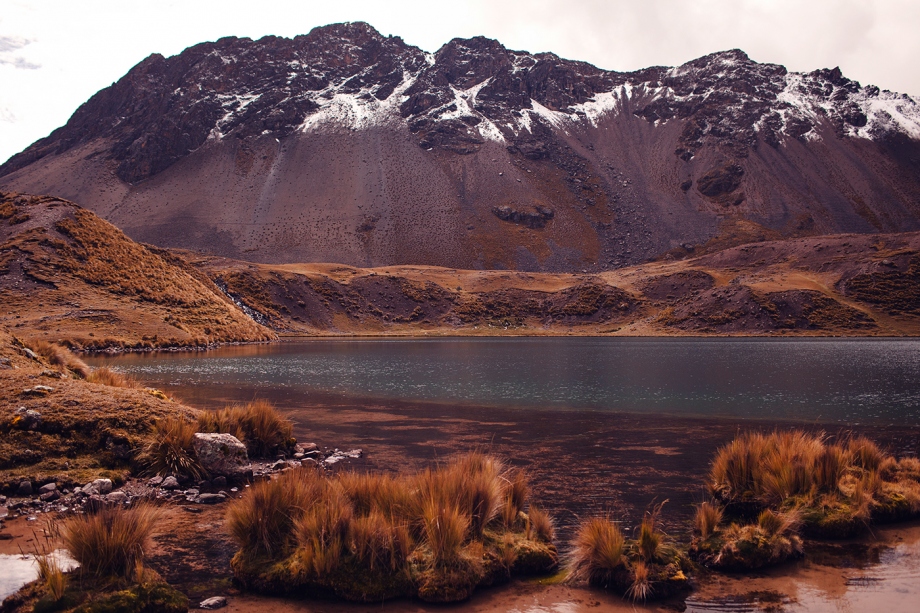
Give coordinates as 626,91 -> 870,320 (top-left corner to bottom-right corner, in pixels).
89,337 -> 920,425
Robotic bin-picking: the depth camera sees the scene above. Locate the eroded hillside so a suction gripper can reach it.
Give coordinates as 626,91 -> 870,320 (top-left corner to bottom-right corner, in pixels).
191,231 -> 920,336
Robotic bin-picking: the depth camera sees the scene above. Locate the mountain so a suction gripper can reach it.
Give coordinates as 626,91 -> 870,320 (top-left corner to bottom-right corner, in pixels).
0,191 -> 275,349
2,22 -> 920,272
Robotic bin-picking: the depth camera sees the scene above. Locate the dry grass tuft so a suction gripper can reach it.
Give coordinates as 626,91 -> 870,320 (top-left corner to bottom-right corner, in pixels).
86,366 -> 139,388
625,560 -> 652,602
421,499 -> 469,567
138,416 -> 203,480
197,400 -> 292,457
227,467 -> 323,558
63,504 -> 159,582
527,507 -> 555,543
351,512 -> 411,572
567,517 -> 626,584
695,502 -> 723,539
36,553 -> 68,601
29,339 -> 90,378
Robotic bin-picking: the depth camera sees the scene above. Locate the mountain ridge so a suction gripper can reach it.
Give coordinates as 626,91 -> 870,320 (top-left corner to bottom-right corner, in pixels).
2,22 -> 919,271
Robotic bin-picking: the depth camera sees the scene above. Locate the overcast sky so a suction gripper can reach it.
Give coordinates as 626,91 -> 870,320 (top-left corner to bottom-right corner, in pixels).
2,0 -> 919,165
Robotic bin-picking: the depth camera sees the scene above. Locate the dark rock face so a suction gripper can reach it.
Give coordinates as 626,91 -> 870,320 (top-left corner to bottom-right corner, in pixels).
2,22 -> 920,271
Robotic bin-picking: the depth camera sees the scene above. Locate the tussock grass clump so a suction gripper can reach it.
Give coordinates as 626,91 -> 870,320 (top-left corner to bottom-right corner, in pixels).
228,467 -> 323,558
690,506 -> 803,571
86,366 -> 139,388
567,506 -> 687,602
138,416 -> 204,480
197,400 -> 293,457
36,553 -> 68,602
527,507 -> 555,543
708,430 -> 920,538
695,502 -> 723,540
28,339 -> 90,378
63,504 -> 159,582
228,453 -> 558,603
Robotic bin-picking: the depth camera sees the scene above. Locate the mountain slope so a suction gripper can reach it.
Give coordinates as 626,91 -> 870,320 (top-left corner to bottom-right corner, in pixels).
0,191 -> 275,349
189,231 -> 920,337
2,22 -> 920,271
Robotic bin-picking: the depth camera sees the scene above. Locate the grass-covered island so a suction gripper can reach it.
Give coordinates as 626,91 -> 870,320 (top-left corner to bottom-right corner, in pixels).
227,453 -> 558,602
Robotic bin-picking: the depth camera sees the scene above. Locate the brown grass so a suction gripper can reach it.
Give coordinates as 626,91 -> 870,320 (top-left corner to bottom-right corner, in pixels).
567,517 -> 626,584
421,499 -> 469,567
63,504 -> 159,582
695,502 -> 723,539
527,507 -> 555,543
36,553 -> 68,601
86,366 -> 139,388
227,467 -> 323,558
28,339 -> 90,378
138,416 -> 203,480
197,400 -> 292,458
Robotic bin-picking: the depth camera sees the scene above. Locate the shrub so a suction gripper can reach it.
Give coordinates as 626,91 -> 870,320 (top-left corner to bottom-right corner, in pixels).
138,416 -> 203,480
63,504 -> 158,582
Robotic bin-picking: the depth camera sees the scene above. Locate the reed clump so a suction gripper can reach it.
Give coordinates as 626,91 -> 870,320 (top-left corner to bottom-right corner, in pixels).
197,399 -> 294,458
567,504 -> 688,602
227,453 -> 558,603
707,430 -> 920,543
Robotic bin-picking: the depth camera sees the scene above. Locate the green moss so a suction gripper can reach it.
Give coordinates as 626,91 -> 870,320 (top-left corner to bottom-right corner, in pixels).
71,581 -> 188,613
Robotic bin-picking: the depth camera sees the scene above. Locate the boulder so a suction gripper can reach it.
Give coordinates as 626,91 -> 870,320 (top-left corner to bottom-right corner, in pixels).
193,433 -> 250,480
38,483 -> 57,494
16,481 -> 33,497
83,478 -> 113,496
161,476 -> 180,490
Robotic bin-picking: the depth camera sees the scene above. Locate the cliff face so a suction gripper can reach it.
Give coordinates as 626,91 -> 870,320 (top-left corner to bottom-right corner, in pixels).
2,22 -> 920,271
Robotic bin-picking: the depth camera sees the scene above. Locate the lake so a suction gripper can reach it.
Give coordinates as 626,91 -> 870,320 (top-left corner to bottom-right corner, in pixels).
89,338 -> 920,531
89,337 -> 920,425
85,337 -> 920,612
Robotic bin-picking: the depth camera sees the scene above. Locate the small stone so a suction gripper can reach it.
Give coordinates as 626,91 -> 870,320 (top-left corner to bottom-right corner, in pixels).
13,407 -> 41,430
161,476 -> 180,490
199,596 -> 227,609
293,453 -> 305,459
185,489 -> 200,497
198,493 -> 225,504
17,481 -> 33,497
300,442 -> 318,452
33,385 -> 54,392
38,483 -> 57,494
21,347 -> 38,360
148,476 -> 164,486
211,476 -> 227,487
106,491 -> 128,504
40,490 -> 60,502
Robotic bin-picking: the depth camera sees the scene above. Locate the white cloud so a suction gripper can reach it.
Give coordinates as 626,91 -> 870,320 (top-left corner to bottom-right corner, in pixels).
0,34 -> 40,69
